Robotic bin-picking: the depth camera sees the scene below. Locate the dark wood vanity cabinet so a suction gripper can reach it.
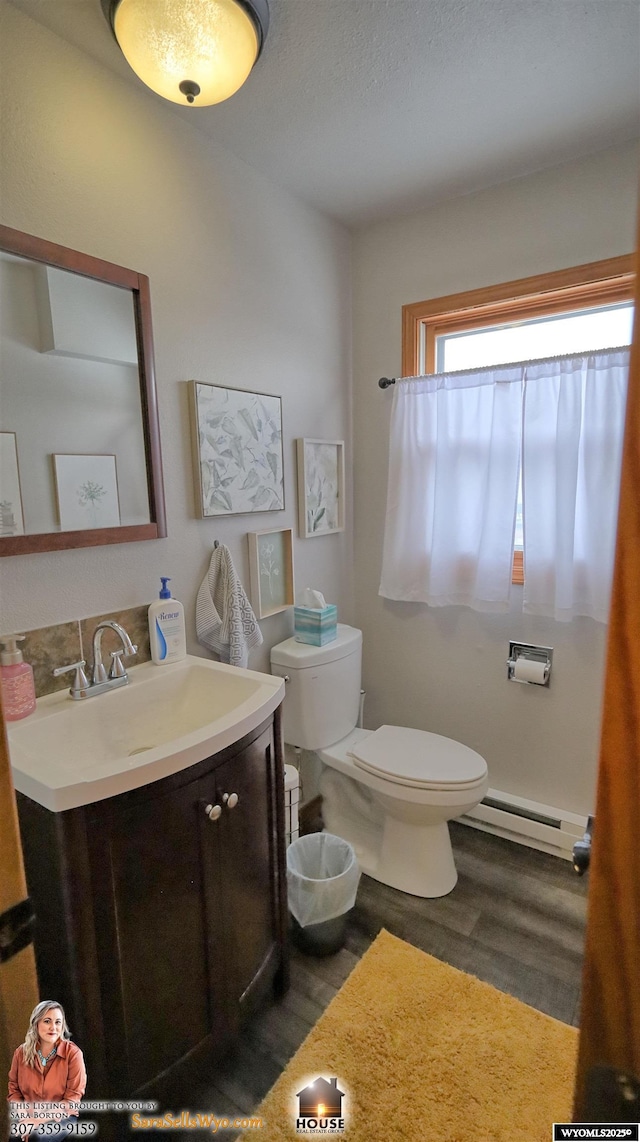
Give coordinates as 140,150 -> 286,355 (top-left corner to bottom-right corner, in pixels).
16,709 -> 289,1103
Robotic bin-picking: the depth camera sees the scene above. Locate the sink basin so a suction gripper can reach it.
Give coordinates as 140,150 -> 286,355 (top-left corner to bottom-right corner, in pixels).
8,654 -> 284,812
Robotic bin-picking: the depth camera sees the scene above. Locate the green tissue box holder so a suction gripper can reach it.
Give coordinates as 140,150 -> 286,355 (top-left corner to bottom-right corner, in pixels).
294,605 -> 338,646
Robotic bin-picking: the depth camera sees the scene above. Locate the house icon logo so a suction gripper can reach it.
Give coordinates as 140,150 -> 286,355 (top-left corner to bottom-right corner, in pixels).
295,1076 -> 346,1134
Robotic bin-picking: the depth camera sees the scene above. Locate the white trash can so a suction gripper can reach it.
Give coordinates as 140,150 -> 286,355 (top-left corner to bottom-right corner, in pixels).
287,832 -> 361,956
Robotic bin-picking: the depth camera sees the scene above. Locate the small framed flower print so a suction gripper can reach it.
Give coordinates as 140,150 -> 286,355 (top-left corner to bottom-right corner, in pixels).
247,527 -> 295,618
53,453 -> 121,531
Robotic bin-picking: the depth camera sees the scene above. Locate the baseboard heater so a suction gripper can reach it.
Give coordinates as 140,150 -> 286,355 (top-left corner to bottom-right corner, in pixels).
460,788 -> 588,860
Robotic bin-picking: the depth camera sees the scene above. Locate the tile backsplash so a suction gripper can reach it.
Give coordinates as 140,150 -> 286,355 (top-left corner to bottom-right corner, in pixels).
7,605 -> 151,698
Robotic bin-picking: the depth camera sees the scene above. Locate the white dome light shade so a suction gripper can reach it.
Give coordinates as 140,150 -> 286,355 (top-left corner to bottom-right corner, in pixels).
105,0 -> 268,106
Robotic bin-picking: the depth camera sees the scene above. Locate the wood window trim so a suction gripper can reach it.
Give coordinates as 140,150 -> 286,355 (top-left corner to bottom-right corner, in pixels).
512,549 -> 524,587
401,255 -> 635,586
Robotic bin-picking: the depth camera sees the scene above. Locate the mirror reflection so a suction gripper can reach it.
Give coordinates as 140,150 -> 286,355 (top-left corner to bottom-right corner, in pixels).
0,252 -> 151,537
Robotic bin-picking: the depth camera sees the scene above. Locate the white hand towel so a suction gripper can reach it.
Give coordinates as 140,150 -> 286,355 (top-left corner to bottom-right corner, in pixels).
196,544 -> 263,668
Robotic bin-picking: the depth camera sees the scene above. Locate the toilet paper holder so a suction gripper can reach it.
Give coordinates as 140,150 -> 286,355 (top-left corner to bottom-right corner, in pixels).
507,641 -> 553,686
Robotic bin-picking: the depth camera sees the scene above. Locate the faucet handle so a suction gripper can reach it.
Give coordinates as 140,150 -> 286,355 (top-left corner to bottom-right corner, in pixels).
52,659 -> 90,698
109,649 -> 127,679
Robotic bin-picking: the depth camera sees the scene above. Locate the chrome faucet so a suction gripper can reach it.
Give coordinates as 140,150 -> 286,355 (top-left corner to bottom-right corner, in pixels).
91,621 -> 137,684
53,621 -> 138,700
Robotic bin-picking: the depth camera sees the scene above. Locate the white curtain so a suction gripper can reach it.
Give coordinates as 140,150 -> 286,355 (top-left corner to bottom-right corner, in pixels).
379,366 -> 523,612
379,348 -> 629,620
522,348 -> 629,623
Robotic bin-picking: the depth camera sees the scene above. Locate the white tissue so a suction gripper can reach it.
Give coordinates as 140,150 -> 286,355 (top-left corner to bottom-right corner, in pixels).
297,587 -> 327,609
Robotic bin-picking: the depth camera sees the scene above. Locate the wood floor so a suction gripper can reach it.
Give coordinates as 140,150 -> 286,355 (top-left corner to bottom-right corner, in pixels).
187,822 -> 588,1125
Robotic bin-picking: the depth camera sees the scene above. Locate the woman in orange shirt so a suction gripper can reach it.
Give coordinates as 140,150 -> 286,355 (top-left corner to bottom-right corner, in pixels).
7,1000 -> 86,1137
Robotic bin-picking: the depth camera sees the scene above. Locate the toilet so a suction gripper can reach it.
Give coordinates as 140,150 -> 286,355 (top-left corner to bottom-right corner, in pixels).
270,625 -> 488,898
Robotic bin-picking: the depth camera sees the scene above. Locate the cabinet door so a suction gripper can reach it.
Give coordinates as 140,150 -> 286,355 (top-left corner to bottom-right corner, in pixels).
95,774 -> 228,1092
212,726 -> 278,1014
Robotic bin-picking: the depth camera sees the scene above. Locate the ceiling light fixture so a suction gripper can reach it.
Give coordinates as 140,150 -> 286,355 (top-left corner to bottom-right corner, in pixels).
100,0 -> 269,107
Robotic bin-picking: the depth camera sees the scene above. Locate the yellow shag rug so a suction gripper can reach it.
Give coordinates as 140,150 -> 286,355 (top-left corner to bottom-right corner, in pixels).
255,929 -> 578,1141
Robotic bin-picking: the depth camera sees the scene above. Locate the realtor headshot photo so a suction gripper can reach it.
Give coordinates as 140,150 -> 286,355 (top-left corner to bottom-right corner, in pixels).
7,1000 -> 86,1138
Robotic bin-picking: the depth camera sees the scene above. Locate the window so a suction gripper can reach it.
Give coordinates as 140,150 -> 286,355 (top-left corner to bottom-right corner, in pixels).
402,256 -> 635,583
436,303 -> 634,374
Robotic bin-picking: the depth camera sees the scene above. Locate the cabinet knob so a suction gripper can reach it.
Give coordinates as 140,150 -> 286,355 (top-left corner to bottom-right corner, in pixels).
223,792 -> 239,809
205,803 -> 222,821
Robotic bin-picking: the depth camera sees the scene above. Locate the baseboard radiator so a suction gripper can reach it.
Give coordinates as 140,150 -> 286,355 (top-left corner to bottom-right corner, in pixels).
460,788 -> 588,860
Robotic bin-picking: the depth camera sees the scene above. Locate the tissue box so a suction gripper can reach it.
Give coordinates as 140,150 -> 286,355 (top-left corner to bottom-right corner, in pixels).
294,604 -> 338,646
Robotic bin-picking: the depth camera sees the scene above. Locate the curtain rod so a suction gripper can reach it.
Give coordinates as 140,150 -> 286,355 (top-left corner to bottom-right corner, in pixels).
377,343 -> 631,389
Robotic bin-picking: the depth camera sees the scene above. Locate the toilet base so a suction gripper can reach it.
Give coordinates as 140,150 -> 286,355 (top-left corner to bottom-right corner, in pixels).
320,768 -> 460,898
373,817 -> 458,898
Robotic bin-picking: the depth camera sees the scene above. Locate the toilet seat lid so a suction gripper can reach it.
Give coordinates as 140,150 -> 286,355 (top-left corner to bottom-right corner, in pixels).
348,725 -> 488,790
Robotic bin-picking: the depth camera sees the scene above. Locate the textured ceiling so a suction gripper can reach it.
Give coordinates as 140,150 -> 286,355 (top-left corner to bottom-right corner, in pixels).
8,0 -> 640,227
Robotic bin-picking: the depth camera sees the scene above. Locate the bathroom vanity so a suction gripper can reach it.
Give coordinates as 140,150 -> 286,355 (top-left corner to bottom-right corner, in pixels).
10,657 -> 289,1105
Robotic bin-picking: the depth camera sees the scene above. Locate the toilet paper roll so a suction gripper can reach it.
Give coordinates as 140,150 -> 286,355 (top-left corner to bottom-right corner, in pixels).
513,657 -> 547,684
284,764 -> 300,792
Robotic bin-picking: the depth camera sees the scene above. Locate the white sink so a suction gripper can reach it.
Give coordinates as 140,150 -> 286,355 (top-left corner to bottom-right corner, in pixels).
8,654 -> 284,812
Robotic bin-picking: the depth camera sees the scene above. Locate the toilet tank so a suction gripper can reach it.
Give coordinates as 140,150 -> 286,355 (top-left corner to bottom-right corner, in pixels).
270,625 -> 362,750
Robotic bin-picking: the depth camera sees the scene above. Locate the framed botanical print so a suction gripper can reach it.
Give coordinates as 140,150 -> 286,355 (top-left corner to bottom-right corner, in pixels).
53,453 -> 121,531
190,382 -> 284,517
247,527 -> 295,618
0,432 -> 25,536
296,438 -> 345,538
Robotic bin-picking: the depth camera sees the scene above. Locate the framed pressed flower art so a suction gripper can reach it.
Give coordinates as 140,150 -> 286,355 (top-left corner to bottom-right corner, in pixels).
53,453 -> 121,531
247,527 -> 295,618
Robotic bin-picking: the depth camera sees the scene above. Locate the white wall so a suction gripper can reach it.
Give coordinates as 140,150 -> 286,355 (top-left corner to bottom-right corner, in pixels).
0,5 -> 353,672
352,143 -> 639,816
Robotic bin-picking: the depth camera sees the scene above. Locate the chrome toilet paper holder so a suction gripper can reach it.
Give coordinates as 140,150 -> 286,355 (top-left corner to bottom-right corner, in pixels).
507,641 -> 553,686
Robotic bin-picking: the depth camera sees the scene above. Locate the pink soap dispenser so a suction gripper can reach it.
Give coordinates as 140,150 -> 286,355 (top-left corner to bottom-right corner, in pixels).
0,634 -> 36,721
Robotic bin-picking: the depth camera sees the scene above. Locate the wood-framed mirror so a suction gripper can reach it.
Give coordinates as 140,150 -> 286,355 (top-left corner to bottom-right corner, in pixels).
0,225 -> 167,555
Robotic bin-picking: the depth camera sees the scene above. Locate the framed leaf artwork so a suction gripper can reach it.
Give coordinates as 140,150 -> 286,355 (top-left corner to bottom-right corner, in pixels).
296,438 -> 345,537
190,382 -> 285,517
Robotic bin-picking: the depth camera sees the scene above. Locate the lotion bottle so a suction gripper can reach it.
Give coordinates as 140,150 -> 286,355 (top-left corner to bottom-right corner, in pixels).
0,634 -> 37,721
148,578 -> 186,665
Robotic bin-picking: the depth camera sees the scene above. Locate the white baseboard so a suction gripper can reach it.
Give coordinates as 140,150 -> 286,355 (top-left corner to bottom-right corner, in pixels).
459,788 -> 589,861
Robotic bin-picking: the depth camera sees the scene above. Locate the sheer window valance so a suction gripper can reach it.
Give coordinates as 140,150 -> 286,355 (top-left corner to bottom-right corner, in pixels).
379,347 -> 630,622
